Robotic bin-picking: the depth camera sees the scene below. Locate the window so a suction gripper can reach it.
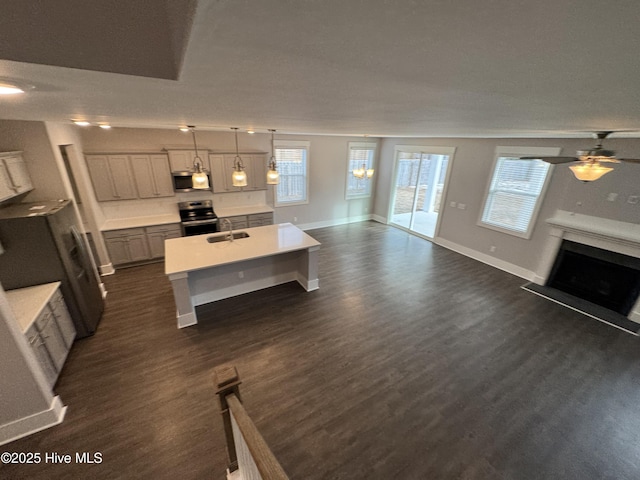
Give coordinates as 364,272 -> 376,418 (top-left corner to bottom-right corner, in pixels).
274,140 -> 309,206
479,146 -> 560,238
345,141 -> 377,199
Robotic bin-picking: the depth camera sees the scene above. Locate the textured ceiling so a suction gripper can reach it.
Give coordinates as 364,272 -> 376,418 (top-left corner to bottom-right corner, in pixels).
1,0 -> 640,137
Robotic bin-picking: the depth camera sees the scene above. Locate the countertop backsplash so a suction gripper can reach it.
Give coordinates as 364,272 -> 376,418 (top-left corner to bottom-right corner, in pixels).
99,190 -> 269,223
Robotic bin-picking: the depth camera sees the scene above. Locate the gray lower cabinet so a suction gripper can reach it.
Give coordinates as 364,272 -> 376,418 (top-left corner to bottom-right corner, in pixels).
146,224 -> 183,258
104,223 -> 182,266
103,228 -> 150,265
220,212 -> 273,230
23,287 -> 76,388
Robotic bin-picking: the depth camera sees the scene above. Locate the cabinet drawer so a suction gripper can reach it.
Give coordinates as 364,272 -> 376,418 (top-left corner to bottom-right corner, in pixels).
225,216 -> 249,229
103,227 -> 146,239
145,224 -> 181,235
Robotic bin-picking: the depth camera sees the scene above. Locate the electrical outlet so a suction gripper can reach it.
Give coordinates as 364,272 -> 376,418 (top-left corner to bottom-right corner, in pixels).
450,201 -> 457,208
628,195 -> 639,205
238,271 -> 244,279
457,203 -> 466,210
607,193 -> 618,202
489,246 -> 496,253
293,216 -> 298,222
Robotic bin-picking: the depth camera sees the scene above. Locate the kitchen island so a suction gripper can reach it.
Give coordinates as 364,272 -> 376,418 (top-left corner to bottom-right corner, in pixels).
165,223 -> 321,328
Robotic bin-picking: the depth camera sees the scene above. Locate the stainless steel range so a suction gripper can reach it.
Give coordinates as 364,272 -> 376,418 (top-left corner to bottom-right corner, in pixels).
178,200 -> 219,236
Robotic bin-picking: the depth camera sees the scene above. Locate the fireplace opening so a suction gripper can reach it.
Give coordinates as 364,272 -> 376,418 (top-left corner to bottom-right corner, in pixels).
546,240 -> 640,316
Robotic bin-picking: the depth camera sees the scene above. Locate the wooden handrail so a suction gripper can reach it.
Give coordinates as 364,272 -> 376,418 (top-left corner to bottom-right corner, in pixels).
214,364 -> 289,480
226,393 -> 288,480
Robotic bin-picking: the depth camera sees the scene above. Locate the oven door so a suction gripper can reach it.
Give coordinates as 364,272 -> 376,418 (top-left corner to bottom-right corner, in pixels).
181,219 -> 219,236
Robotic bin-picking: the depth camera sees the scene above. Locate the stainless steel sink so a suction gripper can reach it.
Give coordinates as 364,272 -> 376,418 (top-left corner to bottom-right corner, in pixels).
207,232 -> 250,243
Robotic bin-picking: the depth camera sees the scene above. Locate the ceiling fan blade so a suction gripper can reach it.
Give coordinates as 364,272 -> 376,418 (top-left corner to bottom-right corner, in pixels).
520,156 -> 578,164
617,158 -> 640,164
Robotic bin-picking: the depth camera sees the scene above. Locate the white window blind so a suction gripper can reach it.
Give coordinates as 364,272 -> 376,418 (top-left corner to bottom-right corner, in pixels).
346,142 -> 376,199
479,146 -> 559,238
274,141 -> 309,206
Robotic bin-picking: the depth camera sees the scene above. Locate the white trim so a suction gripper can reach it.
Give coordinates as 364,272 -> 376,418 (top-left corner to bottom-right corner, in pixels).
434,236 -> 536,281
0,396 -> 67,446
100,262 -> 115,276
273,140 -> 310,208
388,145 -> 456,239
296,214 -> 372,231
478,146 -> 560,239
345,141 -> 377,200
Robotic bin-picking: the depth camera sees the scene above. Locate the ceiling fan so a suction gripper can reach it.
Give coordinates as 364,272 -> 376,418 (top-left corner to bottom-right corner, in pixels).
521,131 -> 640,182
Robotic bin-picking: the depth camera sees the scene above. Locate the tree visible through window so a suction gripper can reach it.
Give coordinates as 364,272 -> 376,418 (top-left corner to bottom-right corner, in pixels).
274,141 -> 309,206
479,146 -> 559,238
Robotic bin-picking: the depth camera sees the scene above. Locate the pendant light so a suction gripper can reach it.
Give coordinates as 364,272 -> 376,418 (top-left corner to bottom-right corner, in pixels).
352,135 -> 374,179
266,129 -> 280,185
231,128 -> 248,187
189,126 -> 210,189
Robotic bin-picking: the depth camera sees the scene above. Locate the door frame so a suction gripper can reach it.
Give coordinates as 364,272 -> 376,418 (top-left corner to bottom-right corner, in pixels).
387,145 -> 456,240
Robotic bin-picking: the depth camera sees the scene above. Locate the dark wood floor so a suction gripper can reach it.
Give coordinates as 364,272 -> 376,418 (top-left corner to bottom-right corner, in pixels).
4,221 -> 640,480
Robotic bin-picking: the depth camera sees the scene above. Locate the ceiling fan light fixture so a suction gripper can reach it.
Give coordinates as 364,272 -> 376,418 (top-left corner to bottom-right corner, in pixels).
569,162 -> 613,182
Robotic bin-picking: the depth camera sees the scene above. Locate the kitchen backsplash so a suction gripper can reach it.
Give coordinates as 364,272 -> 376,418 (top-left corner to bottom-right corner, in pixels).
100,190 -> 268,220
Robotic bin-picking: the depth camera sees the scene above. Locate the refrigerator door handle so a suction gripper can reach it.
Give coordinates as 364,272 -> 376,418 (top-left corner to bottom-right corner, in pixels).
70,226 -> 90,282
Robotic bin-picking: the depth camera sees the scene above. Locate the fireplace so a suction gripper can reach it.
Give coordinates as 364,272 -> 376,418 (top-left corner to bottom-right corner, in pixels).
547,240 -> 640,316
524,210 -> 640,334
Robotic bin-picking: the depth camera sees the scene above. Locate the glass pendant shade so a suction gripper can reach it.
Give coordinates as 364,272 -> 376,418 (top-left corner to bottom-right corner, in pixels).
569,162 -> 613,182
366,168 -> 375,179
192,165 -> 210,189
266,168 -> 280,184
232,163 -> 248,187
231,127 -> 248,187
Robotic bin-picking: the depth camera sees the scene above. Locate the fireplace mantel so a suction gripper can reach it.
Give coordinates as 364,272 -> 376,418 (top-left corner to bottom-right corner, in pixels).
546,210 -> 640,251
534,210 -> 640,324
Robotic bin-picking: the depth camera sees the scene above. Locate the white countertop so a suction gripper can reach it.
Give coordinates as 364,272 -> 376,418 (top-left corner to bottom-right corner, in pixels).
5,282 -> 61,333
101,214 -> 181,231
215,205 -> 274,217
165,223 -> 320,275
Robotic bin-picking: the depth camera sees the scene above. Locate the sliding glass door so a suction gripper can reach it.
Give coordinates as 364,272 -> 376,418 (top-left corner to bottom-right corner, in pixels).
390,146 -> 454,239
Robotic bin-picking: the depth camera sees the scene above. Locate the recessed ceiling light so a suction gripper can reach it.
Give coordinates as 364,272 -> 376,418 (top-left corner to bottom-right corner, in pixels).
0,82 -> 25,95
99,124 -> 111,129
247,130 -> 255,134
73,120 -> 91,126
179,126 -> 190,132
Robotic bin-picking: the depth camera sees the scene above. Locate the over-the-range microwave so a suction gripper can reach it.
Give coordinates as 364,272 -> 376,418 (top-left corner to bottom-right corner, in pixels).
172,171 -> 212,193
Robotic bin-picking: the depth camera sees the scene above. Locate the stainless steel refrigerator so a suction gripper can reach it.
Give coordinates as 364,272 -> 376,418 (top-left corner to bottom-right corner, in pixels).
0,199 -> 103,338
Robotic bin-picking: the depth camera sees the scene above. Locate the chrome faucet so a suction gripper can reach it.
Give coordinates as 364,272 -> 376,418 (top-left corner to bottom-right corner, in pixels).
221,218 -> 233,242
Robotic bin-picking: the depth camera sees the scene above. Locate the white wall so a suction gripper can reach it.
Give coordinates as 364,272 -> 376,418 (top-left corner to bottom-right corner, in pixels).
375,136 -> 640,278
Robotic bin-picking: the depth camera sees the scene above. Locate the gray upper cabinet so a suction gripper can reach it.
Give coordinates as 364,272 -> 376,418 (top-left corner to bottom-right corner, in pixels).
208,153 -> 267,193
130,154 -> 174,198
86,154 -> 138,201
247,154 -> 267,191
0,151 -> 33,202
168,150 -> 210,172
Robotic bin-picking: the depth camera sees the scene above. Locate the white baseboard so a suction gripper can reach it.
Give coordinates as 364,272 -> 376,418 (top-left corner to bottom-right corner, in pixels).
297,214 -> 373,231
433,236 -> 536,281
0,396 -> 67,446
100,263 -> 115,276
177,310 -> 197,329
371,214 -> 387,224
